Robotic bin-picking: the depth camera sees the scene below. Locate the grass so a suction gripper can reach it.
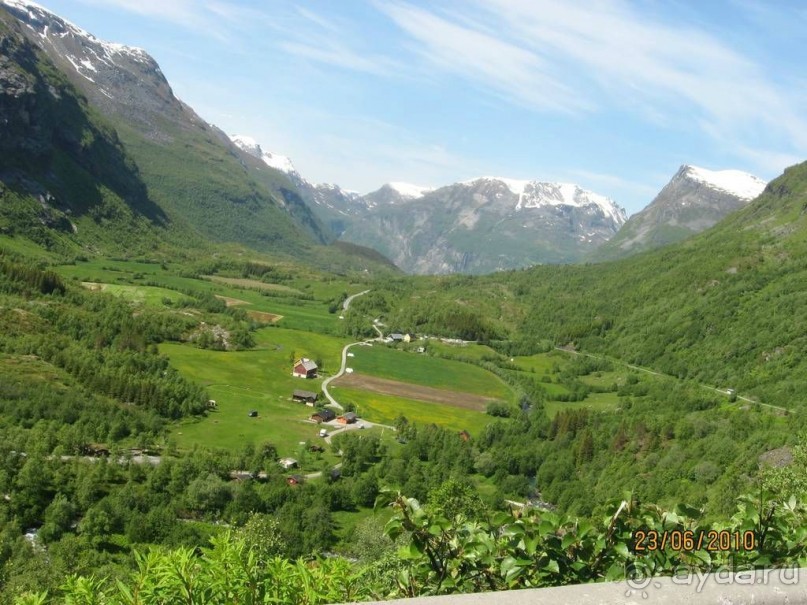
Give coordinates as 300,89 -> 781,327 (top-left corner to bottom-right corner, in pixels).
544,392 -> 621,418
426,340 -> 503,362
580,371 -> 623,388
203,275 -> 305,296
161,327 -> 350,458
81,282 -> 188,306
332,386 -> 491,435
173,385 -> 337,469
55,259 -> 353,333
511,350 -> 572,374
348,346 -> 513,400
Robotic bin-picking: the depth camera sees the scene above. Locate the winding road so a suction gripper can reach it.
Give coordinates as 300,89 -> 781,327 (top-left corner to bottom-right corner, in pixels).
322,289 -> 382,411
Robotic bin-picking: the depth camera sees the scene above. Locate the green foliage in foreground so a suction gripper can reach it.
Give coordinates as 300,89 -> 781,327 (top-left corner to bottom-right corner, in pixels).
16,481 -> 807,604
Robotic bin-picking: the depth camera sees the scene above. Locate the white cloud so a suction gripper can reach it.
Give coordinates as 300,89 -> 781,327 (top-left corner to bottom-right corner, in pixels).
75,0 -> 265,40
377,0 -> 807,176
376,1 -> 590,114
277,40 -> 397,76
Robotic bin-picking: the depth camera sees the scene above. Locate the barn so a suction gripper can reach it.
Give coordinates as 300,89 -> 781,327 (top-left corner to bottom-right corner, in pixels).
311,408 -> 336,423
292,358 -> 318,379
292,389 -> 318,405
337,411 -> 357,425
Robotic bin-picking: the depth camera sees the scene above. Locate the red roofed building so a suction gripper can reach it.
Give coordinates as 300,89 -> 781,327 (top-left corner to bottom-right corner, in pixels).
293,358 -> 318,379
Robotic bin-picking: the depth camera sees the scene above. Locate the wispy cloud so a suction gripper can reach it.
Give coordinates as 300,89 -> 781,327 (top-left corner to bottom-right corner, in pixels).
277,40 -> 397,76
567,169 -> 661,200
375,0 -> 807,175
375,1 -> 590,113
74,0 -> 264,40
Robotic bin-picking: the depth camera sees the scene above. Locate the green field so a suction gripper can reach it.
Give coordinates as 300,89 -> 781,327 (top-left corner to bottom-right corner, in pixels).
544,392 -> 622,418
426,341 -> 503,361
332,386 -> 492,435
82,283 -> 189,306
55,259 -> 365,333
580,371 -> 624,389
160,327 -> 349,457
173,385 -> 337,468
349,346 -> 513,401
511,351 -> 572,374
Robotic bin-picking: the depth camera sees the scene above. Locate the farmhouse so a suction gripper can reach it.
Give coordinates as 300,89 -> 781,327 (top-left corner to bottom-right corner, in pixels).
311,408 -> 336,423
292,358 -> 318,379
337,411 -> 357,425
403,333 -> 417,343
389,333 -> 404,342
287,474 -> 305,486
292,389 -> 318,405
279,457 -> 298,470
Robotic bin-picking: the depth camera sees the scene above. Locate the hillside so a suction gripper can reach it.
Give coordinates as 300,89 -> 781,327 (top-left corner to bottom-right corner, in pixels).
1,0 -> 333,254
0,9 -> 176,255
596,165 -> 767,260
390,161 -> 804,407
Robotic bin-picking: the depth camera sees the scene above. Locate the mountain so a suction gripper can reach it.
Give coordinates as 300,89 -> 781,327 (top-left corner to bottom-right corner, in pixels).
229,133 -> 362,238
0,4 -> 173,254
595,164 -> 767,260
2,0 -> 335,252
229,135 -> 298,176
339,177 -> 627,274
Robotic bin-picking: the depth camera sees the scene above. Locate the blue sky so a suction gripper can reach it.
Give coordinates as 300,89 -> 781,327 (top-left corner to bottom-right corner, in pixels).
35,0 -> 807,213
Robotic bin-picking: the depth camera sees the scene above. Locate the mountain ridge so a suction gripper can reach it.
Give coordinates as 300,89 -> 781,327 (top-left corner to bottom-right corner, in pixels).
594,164 -> 767,261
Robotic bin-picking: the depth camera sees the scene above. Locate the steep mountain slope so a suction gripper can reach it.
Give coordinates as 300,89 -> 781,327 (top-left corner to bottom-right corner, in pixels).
0,8 -> 174,254
230,133 -> 357,240
3,0 -> 330,252
596,165 -> 766,260
340,177 -> 627,274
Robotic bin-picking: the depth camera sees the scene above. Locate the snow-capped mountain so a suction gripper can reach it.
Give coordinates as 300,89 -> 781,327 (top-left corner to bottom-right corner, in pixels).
229,133 -> 368,237
340,177 -> 627,274
230,135 -> 297,175
228,135 -> 628,273
2,0 -> 333,246
1,0 -> 193,133
596,165 -> 767,260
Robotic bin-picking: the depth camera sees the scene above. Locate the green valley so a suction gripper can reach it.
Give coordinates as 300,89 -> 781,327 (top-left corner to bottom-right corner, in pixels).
3,2 -> 807,603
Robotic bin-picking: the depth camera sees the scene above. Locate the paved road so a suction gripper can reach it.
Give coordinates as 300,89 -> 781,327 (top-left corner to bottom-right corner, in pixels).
322,289 -> 384,410
555,347 -> 788,413
343,289 -> 371,311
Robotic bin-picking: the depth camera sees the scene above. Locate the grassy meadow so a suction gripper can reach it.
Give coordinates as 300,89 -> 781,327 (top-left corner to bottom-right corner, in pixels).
160,327 -> 349,458
55,258 -> 363,332
331,386 -> 492,435
348,345 -> 513,401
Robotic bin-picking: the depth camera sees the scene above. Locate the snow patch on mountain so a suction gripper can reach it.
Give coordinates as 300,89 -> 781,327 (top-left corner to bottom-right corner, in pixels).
230,134 -> 297,175
3,0 -> 149,60
387,182 -> 433,199
684,165 -> 766,201
464,176 -> 529,195
463,177 -> 626,225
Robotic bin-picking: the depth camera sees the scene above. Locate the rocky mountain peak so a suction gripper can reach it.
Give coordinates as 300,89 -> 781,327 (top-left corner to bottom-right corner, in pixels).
595,164 -> 768,261
230,134 -> 297,175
